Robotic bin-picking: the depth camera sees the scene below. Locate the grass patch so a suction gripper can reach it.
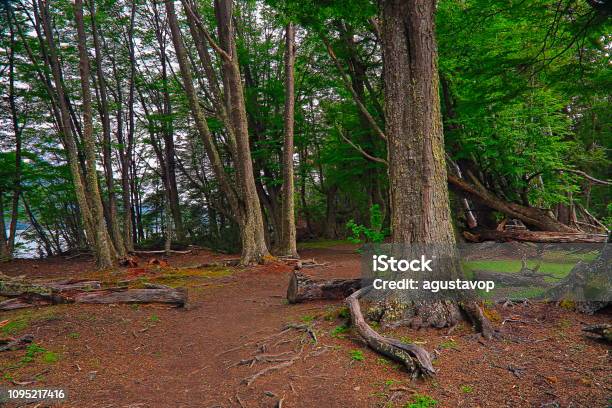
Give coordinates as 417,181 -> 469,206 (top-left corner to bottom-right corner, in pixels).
148,314 -> 160,323
42,351 -> 59,364
297,239 -> 351,250
1,309 -> 60,336
463,259 -> 574,280
301,314 -> 316,323
404,394 -> 438,408
331,324 -> 350,338
349,349 -> 365,361
438,339 -> 458,350
460,385 -> 473,393
67,332 -> 80,339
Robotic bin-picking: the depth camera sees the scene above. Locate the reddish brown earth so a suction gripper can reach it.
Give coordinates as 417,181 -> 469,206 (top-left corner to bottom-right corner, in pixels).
1,244 -> 610,408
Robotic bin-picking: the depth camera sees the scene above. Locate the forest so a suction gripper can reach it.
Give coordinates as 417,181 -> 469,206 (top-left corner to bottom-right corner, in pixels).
0,0 -> 610,407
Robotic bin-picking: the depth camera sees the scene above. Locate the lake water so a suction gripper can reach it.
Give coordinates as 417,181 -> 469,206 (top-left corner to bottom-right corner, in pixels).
8,229 -> 42,259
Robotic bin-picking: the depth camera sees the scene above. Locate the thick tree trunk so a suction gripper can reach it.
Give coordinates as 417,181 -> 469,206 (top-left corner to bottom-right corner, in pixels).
383,0 -> 455,245
280,22 -> 298,257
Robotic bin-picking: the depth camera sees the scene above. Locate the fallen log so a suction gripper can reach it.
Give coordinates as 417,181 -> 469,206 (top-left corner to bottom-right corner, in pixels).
0,335 -> 34,352
472,269 -> 557,287
346,286 -> 435,376
0,287 -> 187,311
130,249 -> 192,255
0,278 -> 101,297
463,230 -> 607,243
582,324 -> 611,343
544,234 -> 611,314
448,175 -> 577,233
286,271 -> 361,304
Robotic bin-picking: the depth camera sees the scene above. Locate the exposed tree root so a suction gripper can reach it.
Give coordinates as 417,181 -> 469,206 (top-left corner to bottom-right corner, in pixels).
286,271 -> 499,376
346,286 -> 436,377
242,355 -> 301,386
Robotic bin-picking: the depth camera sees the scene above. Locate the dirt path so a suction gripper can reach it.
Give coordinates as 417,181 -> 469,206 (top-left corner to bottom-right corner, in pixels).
1,245 -> 610,407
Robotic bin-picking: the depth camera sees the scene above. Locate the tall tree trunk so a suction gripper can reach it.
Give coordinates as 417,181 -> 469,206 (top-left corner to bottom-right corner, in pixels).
160,35 -> 184,243
6,11 -> 22,257
279,22 -> 298,257
383,0 -> 454,245
37,0 -> 99,261
74,0 -> 115,268
380,0 -> 494,336
214,0 -> 269,264
89,0 -> 126,257
0,193 -> 9,260
165,0 -> 269,264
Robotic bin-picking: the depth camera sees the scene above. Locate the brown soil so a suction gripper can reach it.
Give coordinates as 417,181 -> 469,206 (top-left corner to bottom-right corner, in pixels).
1,244 -> 610,408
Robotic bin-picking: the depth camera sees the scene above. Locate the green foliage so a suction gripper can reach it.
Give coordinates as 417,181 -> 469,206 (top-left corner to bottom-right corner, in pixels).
438,339 -> 457,350
460,385 -> 473,393
330,324 -> 350,338
349,349 -> 364,361
301,314 -> 315,323
403,394 -> 438,408
346,205 -> 387,244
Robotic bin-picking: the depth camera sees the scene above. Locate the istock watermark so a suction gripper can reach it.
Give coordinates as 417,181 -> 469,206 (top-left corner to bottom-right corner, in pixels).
371,277 -> 495,293
360,242 -> 610,303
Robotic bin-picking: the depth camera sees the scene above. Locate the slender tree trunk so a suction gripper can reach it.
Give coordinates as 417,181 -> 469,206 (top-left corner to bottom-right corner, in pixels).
89,0 -> 126,257
74,0 -> 115,268
37,0 -> 98,259
159,35 -> 184,242
214,0 -> 269,263
0,193 -> 9,260
279,22 -> 298,257
165,0 -> 269,264
119,0 -> 137,251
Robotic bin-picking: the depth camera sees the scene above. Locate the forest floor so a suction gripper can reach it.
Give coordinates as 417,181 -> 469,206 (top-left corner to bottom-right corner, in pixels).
0,243 -> 610,408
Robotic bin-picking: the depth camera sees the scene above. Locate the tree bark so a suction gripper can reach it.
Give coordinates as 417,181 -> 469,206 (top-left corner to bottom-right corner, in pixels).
287,271 -> 361,303
74,0 -> 116,268
0,287 -> 186,311
37,0 -> 102,265
89,0 -> 126,257
279,22 -> 298,257
214,0 -> 270,264
463,229 -> 607,243
448,175 -> 578,233
383,0 -> 455,245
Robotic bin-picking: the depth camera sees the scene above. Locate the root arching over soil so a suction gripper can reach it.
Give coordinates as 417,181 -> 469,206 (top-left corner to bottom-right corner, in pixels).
286,270 -> 497,377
